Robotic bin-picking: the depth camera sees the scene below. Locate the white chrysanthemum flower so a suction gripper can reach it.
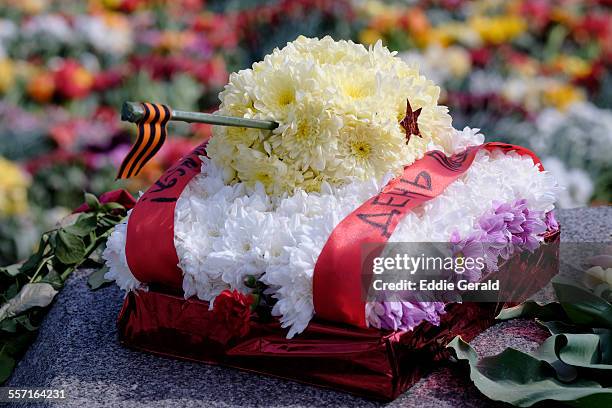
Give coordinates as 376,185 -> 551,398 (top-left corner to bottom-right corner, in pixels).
208,35 -> 455,196
102,211 -> 142,292
23,14 -> 73,43
541,157 -> 591,208
451,127 -> 485,153
74,15 -> 133,56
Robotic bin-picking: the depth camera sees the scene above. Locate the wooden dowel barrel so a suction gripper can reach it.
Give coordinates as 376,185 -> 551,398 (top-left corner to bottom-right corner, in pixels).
121,101 -> 279,130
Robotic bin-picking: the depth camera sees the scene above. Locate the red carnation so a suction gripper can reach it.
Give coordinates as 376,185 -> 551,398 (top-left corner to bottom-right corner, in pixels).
210,289 -> 253,344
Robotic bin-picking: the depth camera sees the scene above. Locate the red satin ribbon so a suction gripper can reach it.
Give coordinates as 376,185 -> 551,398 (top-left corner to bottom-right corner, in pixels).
313,142 -> 544,327
125,142 -> 207,288
124,141 -> 544,328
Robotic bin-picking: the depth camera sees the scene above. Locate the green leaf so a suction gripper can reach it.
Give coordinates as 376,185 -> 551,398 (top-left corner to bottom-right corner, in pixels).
54,229 -> 86,265
553,277 -> 612,329
543,333 -> 612,371
0,264 -> 22,278
556,334 -> 602,367
532,335 -> 578,382
0,318 -> 18,333
39,269 -> 63,287
595,329 -> 612,365
63,213 -> 98,237
532,332 -> 612,388
538,320 -> 585,335
87,267 -> 112,290
0,283 -> 58,322
497,301 -> 567,322
504,278 -> 612,328
100,202 -> 124,211
0,331 -> 36,384
592,283 -> 612,303
3,283 -> 20,302
0,353 -> 16,384
448,336 -> 612,407
14,315 -> 38,332
84,192 -> 100,211
19,236 -> 47,273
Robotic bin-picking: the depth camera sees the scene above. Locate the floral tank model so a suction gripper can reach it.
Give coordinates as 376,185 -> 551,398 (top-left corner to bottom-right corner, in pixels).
103,36 -> 560,341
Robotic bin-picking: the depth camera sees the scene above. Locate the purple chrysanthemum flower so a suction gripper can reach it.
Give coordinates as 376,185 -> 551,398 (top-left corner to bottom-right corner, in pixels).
500,200 -> 547,252
451,198 -> 550,278
450,230 -> 487,281
366,301 -> 446,331
495,199 -> 527,235
545,211 -> 559,231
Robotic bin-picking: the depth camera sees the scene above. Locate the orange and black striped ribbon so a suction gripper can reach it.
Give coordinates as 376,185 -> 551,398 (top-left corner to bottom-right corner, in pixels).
117,102 -> 172,179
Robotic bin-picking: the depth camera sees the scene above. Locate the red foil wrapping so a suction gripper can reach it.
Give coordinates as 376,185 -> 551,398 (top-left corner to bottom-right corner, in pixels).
117,229 -> 560,401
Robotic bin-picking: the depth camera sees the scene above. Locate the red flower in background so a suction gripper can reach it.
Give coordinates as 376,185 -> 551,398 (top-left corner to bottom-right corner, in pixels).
92,106 -> 119,124
191,123 -> 213,142
54,60 -> 94,100
520,0 -> 552,31
576,12 -> 611,43
93,68 -> 125,91
576,11 -> 612,63
192,13 -> 239,49
49,121 -> 78,148
573,59 -> 605,94
210,289 -> 253,344
24,150 -> 81,174
100,0 -> 142,13
470,47 -> 492,68
130,54 -> 198,80
119,0 -> 141,13
191,56 -> 228,88
157,138 -> 200,167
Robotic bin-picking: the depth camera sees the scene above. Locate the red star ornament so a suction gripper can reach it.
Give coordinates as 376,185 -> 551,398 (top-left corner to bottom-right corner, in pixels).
400,99 -> 422,144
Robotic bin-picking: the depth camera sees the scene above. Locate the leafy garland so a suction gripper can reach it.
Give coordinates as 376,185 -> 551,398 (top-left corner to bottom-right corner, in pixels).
448,276 -> 612,407
0,193 -> 128,383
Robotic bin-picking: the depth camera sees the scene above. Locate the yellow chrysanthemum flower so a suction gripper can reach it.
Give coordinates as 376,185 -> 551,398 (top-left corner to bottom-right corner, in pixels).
0,157 -> 30,217
543,83 -> 585,111
551,55 -> 592,78
359,28 -> 383,46
269,98 -> 343,172
469,15 -> 526,45
232,145 -> 302,196
8,0 -> 46,14
0,59 -> 15,94
336,116 -> 409,180
208,36 -> 455,195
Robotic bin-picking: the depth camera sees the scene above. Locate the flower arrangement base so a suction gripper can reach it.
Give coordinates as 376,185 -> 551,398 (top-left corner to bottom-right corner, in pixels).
116,230 -> 559,402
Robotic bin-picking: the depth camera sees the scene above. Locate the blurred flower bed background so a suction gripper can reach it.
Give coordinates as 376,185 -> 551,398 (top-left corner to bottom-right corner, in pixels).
0,0 -> 610,266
